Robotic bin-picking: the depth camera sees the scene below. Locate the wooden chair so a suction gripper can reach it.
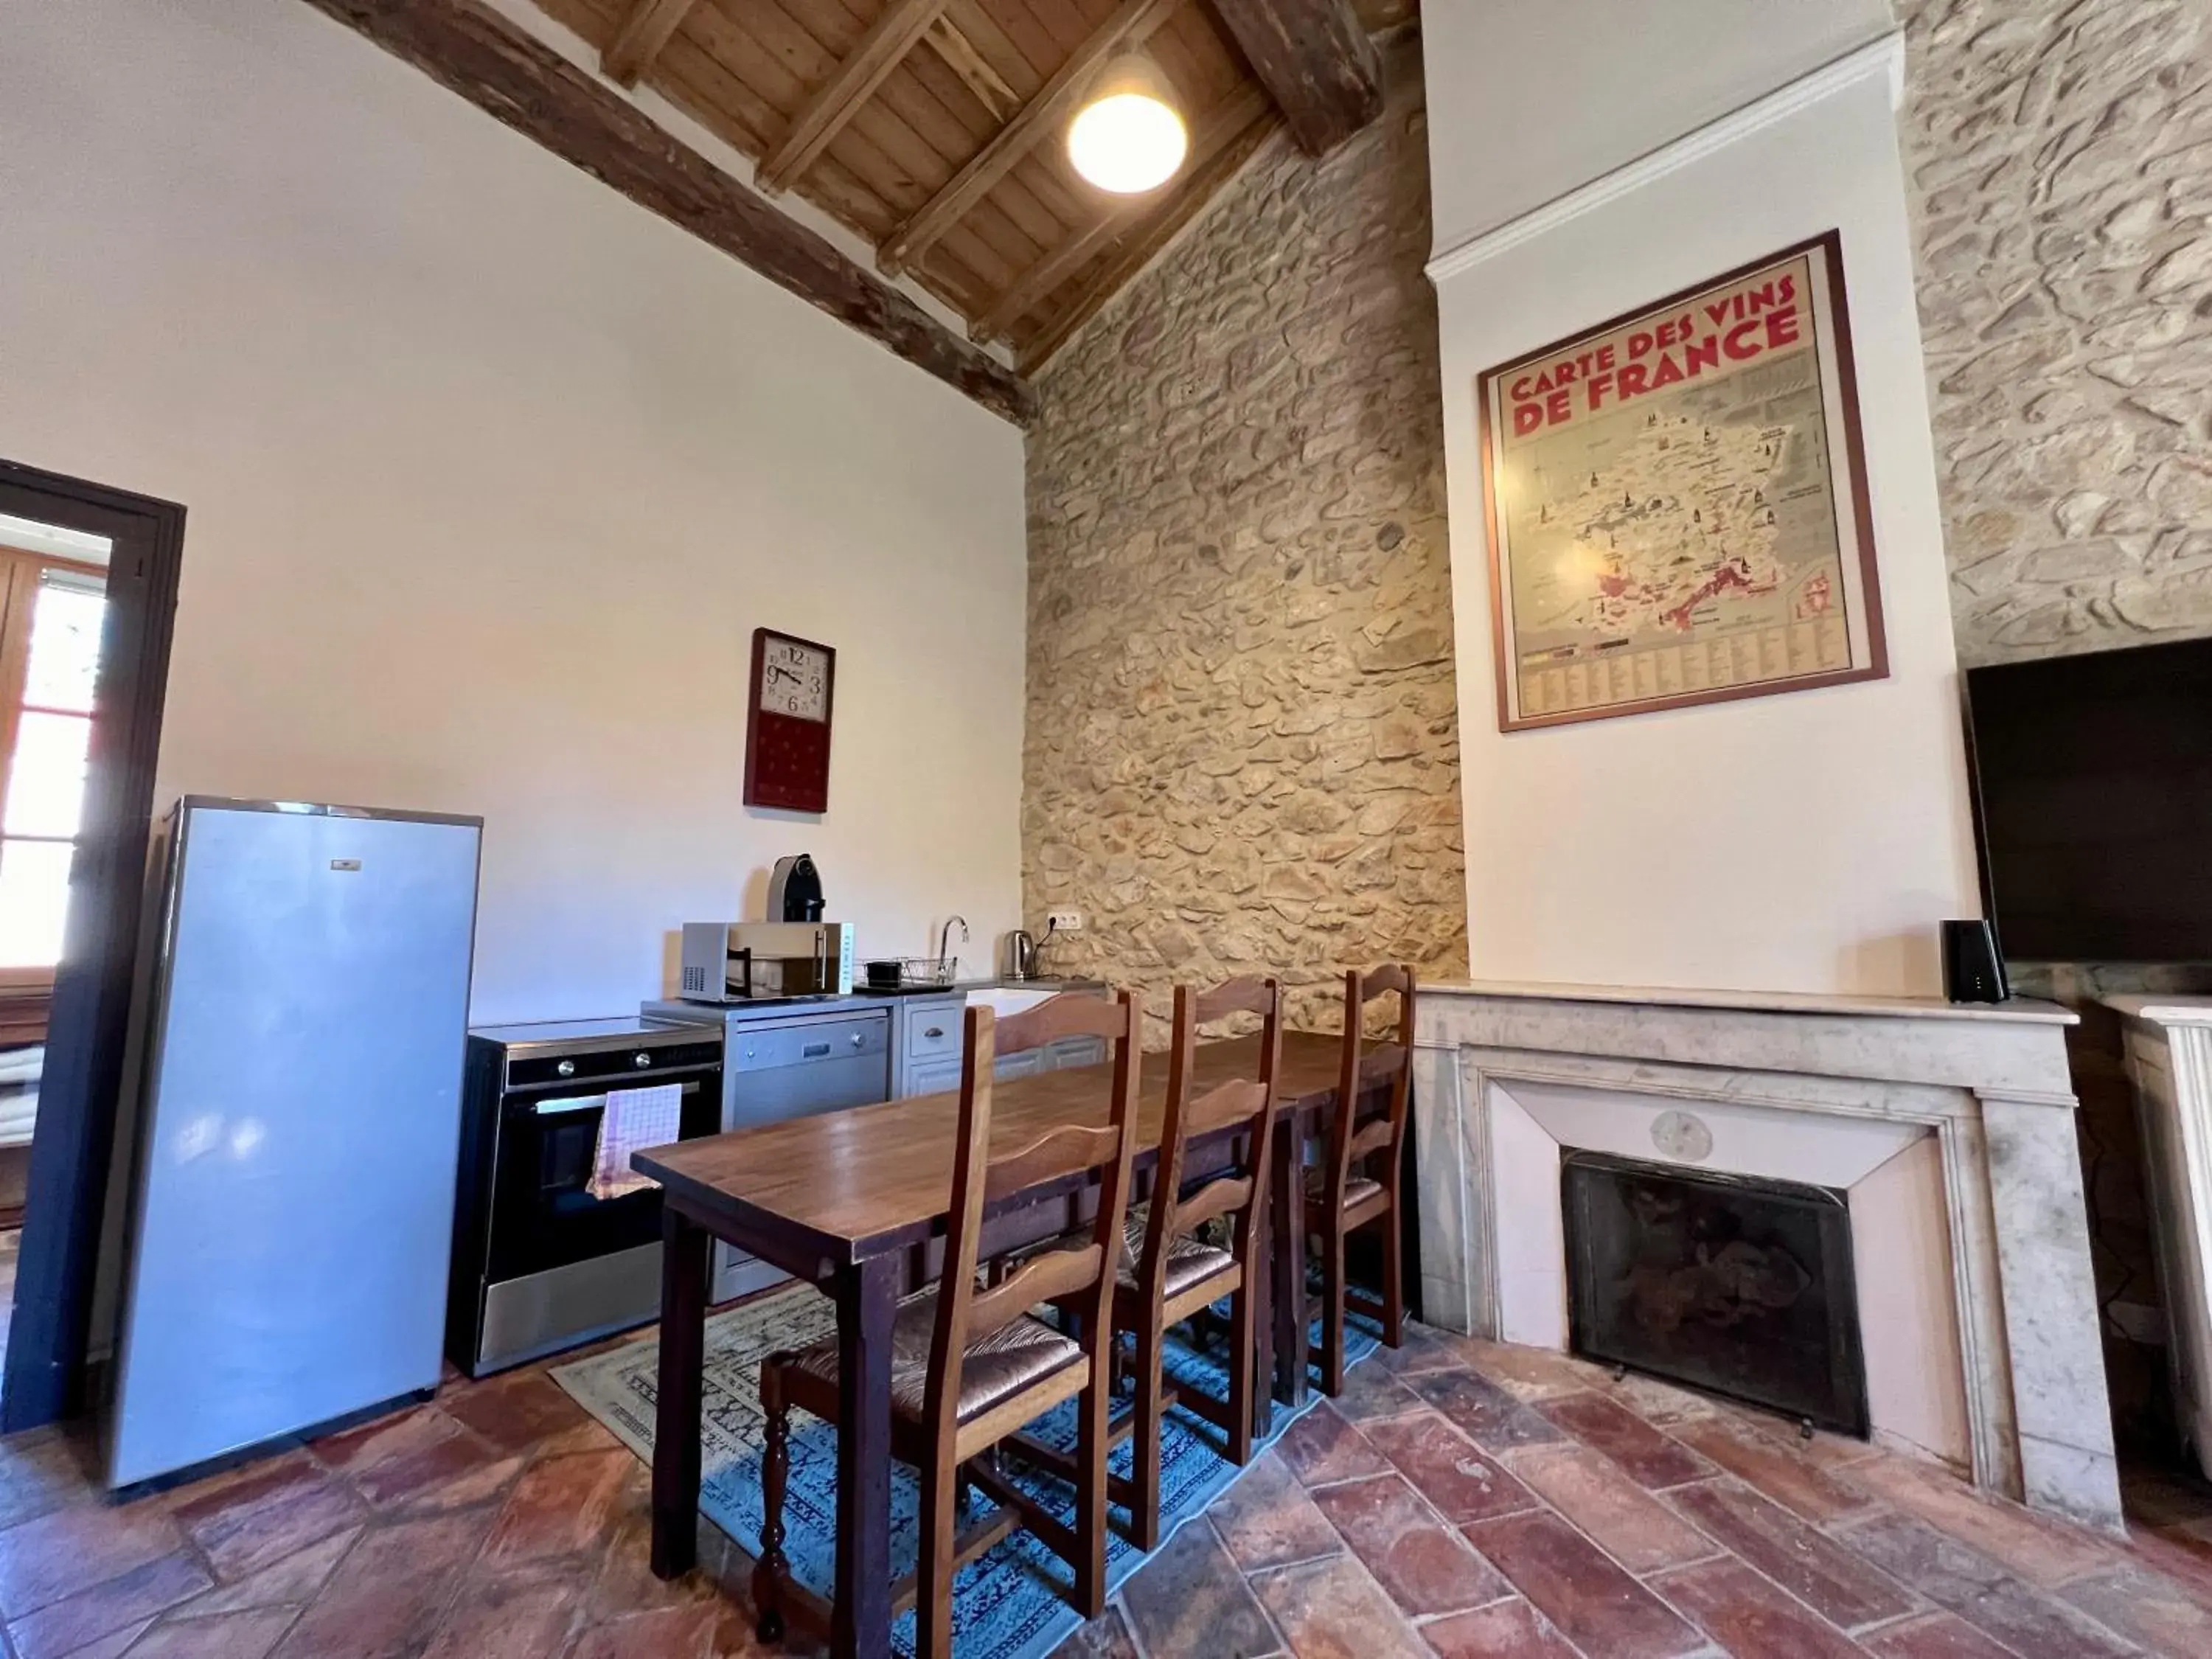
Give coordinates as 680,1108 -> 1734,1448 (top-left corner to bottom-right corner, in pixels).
1308,965 -> 1415,1396
1009,976 -> 1283,1550
1120,975 -> 1282,1544
753,991 -> 1140,1659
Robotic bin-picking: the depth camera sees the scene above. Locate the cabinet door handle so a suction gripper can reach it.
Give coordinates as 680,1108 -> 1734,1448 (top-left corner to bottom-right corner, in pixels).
924,1026 -> 945,1039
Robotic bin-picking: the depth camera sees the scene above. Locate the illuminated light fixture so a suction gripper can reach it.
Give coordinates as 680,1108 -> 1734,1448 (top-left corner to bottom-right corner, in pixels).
1067,54 -> 1188,194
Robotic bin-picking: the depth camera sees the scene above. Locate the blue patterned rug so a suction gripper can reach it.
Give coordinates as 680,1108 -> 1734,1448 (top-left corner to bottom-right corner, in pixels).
552,1284 -> 1376,1659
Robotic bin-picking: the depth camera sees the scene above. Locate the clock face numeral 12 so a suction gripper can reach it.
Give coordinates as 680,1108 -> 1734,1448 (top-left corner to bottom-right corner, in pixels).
760,635 -> 829,722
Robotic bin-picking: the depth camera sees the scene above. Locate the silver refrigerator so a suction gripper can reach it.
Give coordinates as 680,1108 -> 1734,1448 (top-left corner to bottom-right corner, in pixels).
107,797 -> 482,1487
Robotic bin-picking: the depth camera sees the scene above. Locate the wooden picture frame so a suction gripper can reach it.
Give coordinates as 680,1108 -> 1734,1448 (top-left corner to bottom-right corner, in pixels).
1477,231 -> 1888,732
742,627 -> 835,814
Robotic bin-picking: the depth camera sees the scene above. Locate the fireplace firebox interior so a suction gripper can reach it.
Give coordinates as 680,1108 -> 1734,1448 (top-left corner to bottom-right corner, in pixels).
1561,1150 -> 1871,1437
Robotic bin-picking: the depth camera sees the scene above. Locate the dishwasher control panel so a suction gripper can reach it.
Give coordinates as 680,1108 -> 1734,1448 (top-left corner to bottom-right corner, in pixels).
728,1009 -> 891,1072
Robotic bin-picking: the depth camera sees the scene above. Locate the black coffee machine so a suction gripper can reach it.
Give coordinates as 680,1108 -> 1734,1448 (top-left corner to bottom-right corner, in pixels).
766,854 -> 824,922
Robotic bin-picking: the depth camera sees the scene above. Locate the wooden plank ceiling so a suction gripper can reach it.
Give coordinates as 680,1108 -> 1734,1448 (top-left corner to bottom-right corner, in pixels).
526,0 -> 1406,372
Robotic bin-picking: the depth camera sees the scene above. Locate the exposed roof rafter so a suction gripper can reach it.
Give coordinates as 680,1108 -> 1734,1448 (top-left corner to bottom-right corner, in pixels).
299,0 -> 1034,423
602,0 -> 697,88
757,0 -> 950,195
923,15 -> 1021,122
1206,0 -> 1382,156
878,0 -> 1184,276
975,82 -> 1269,344
1020,101 -> 1281,371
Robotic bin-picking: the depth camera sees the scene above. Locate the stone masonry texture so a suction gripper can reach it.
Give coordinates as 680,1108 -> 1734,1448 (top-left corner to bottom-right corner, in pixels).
1902,0 -> 2212,1453
1902,0 -> 2212,664
1020,37 -> 1466,1034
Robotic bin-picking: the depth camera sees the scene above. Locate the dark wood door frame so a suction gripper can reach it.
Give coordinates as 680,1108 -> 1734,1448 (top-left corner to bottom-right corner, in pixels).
0,459 -> 184,1431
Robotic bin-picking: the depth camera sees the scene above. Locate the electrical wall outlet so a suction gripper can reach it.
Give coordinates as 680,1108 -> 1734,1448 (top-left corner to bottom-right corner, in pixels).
1047,911 -> 1084,933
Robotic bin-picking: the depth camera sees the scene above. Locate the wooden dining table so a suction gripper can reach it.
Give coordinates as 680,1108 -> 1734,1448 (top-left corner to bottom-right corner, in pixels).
634,1027 -> 1360,1659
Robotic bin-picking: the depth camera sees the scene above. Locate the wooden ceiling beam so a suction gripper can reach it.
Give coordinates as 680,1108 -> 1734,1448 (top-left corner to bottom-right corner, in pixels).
924,15 -> 1020,122
1019,100 -> 1279,372
299,0 -> 1033,424
974,82 -> 1265,344
1206,0 -> 1380,156
602,0 -> 698,88
757,0 -> 950,195
879,0 -> 1183,276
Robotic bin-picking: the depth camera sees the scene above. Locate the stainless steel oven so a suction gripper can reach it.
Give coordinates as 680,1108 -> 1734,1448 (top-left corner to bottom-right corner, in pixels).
447,1016 -> 722,1376
641,999 -> 894,1301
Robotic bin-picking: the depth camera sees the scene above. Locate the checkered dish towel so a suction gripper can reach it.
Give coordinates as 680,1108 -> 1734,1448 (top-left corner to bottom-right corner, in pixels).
590,1083 -> 683,1200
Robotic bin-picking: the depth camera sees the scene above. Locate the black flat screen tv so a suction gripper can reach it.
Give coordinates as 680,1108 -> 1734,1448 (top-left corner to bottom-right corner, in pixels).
1964,636 -> 2212,962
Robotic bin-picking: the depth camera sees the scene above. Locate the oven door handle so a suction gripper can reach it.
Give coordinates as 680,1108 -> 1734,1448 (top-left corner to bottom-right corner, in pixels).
520,1079 -> 703,1117
529,1094 -> 607,1117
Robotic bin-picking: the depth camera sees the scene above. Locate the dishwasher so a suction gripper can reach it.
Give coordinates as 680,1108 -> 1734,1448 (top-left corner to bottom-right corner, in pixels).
643,1002 -> 893,1301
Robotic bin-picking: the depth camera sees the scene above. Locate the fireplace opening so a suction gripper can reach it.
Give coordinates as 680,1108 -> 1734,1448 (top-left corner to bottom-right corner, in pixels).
1561,1150 -> 1870,1437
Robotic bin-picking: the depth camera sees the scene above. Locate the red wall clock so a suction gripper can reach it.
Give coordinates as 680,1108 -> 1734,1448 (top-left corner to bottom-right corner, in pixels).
744,628 -> 835,813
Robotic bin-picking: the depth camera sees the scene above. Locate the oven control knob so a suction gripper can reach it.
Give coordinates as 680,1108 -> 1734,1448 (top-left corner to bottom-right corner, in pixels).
850,1032 -> 863,1048
556,1060 -> 576,1077
633,1052 -> 652,1069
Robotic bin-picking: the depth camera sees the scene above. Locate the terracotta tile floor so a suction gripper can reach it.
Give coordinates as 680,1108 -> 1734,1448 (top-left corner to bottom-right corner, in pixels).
0,1321 -> 2208,1658
1064,1324 -> 2212,1659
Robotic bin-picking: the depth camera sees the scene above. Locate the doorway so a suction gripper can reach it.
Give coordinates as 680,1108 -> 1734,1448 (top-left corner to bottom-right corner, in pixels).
0,461 -> 181,1430
0,526 -> 114,1382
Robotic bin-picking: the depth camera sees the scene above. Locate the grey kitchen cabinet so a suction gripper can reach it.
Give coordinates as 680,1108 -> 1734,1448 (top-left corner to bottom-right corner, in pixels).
1046,1035 -> 1106,1071
903,1057 -> 962,1098
890,995 -> 964,1099
902,1001 -> 962,1064
992,1048 -> 1042,1082
886,987 -> 1107,1099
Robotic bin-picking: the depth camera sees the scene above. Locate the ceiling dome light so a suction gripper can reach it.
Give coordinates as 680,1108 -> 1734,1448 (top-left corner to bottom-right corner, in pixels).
1068,55 -> 1188,195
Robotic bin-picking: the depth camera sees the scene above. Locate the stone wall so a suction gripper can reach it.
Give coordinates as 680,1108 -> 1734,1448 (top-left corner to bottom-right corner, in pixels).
1902,0 -> 2212,1457
1021,37 -> 1466,1034
1901,0 -> 2212,665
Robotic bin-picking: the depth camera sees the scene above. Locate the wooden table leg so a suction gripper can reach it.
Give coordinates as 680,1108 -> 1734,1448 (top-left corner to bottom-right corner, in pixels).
1270,1105 -> 1309,1408
650,1208 -> 709,1580
1251,1180 -> 1276,1441
832,1251 -> 898,1659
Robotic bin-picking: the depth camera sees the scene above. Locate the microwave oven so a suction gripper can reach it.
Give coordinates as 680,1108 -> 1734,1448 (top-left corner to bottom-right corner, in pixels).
679,921 -> 855,1001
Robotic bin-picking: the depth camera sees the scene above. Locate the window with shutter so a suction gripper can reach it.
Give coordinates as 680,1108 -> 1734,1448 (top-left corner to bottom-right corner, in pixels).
0,545 -> 109,977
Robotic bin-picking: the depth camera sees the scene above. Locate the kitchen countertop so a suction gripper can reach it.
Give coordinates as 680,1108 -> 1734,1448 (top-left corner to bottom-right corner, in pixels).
642,975 -> 1105,1026
853,975 -> 1105,996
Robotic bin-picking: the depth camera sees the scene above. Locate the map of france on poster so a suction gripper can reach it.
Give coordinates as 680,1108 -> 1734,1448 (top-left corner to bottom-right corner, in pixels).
1479,240 -> 1884,729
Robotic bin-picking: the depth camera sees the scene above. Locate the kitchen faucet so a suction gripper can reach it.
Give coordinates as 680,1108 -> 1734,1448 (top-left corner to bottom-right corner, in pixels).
939,914 -> 968,976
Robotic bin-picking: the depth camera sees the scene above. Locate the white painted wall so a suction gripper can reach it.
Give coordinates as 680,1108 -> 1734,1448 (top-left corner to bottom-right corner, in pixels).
1421,0 -> 1896,257
0,0 -> 1029,1023
1426,35 -> 1980,996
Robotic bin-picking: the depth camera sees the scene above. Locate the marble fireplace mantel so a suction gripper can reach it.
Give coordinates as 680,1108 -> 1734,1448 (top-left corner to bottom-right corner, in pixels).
1409,979 -> 2125,1537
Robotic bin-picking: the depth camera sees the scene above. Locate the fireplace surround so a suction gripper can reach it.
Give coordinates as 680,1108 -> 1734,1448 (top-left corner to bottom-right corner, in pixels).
1410,981 -> 2125,1537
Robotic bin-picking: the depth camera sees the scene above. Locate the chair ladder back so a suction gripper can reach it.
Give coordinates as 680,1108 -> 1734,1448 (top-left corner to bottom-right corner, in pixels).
1331,966 -> 1417,1196
929,992 -> 1141,1438
1141,977 -> 1283,1291
984,1123 -> 1124,1205
1192,975 -> 1277,1025
995,990 -> 1131,1057
964,1239 -> 1107,1341
925,1003 -> 1003,1441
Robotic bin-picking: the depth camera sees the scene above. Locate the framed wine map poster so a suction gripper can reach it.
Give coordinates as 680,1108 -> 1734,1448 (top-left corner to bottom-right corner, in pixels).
1477,231 -> 1888,731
